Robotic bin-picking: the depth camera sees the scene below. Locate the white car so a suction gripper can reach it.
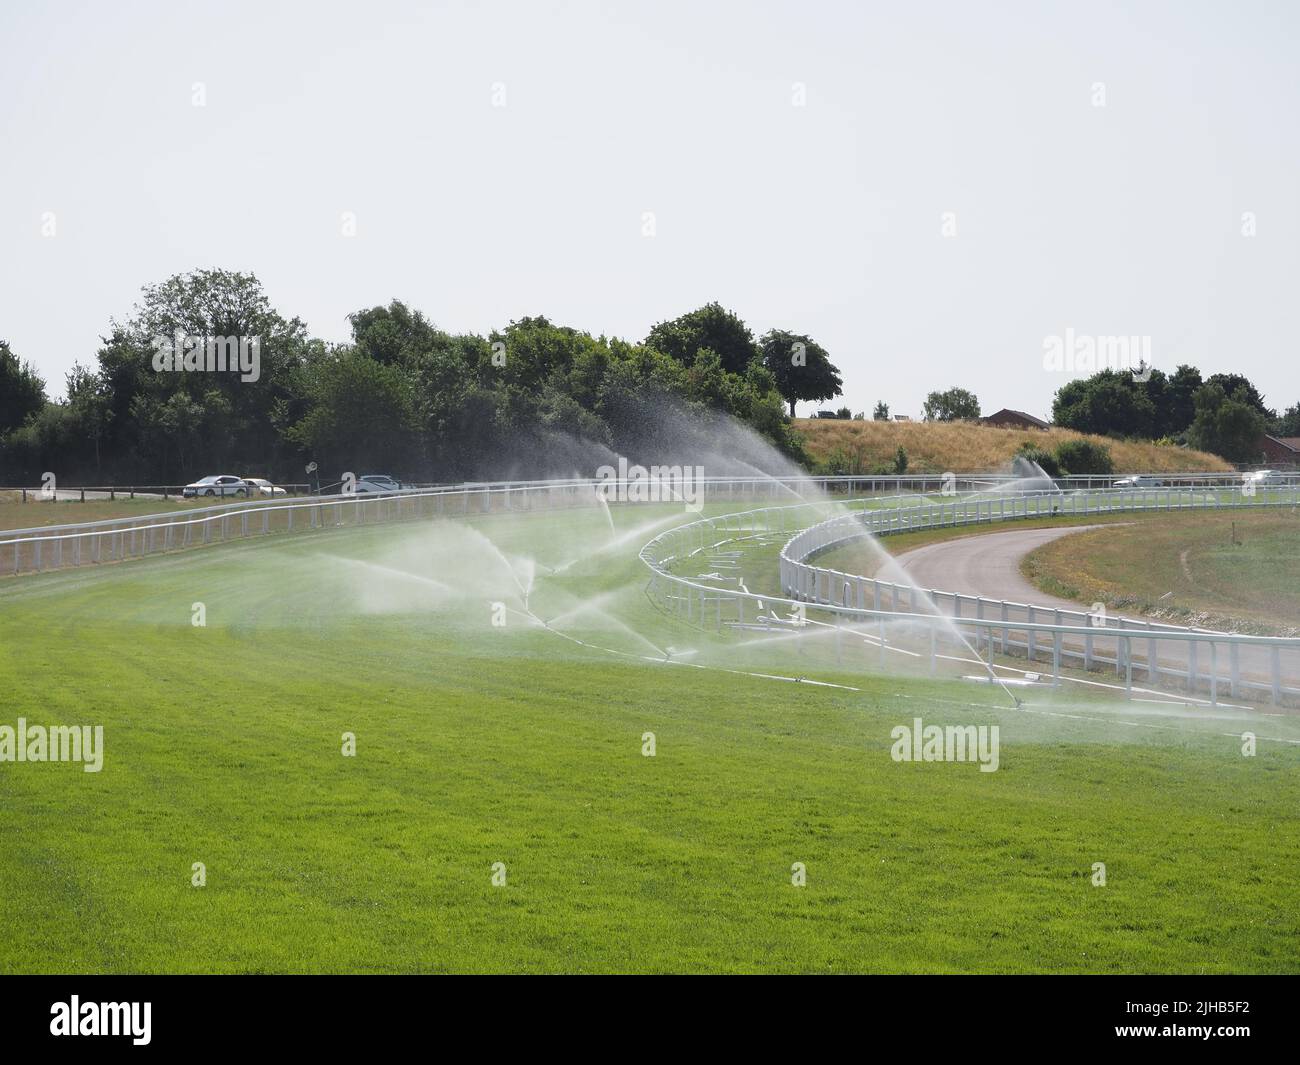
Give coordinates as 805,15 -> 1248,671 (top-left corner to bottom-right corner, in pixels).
352,474 -> 406,494
1113,475 -> 1163,489
243,477 -> 287,497
1245,469 -> 1287,486
183,474 -> 249,498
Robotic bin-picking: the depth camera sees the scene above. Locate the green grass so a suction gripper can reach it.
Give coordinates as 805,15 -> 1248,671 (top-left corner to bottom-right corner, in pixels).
0,500 -> 1297,973
0,497 -> 192,532
802,491 -> 1268,582
1022,511 -> 1300,635
813,510 -> 1164,576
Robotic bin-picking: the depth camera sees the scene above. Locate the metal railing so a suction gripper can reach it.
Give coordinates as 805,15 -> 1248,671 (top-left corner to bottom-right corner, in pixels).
0,475 -> 851,578
0,483 -> 314,502
6,469 -> 1291,504
6,470 -> 1298,705
640,486 -> 1300,706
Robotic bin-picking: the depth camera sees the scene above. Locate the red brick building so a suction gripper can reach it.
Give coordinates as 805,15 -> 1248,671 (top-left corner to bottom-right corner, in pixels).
981,408 -> 1051,431
1257,434 -> 1300,466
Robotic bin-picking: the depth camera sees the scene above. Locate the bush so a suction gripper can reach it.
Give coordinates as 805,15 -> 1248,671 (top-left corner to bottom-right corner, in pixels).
1014,442 -> 1062,478
1054,438 -> 1113,475
893,445 -> 908,474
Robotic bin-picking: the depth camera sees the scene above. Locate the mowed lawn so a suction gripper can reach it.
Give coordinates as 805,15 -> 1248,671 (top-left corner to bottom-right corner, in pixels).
0,497 -> 193,532
1022,510 -> 1300,634
0,502 -> 1297,973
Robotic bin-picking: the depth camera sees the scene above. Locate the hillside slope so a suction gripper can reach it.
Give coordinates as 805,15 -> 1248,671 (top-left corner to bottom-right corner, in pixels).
793,419 -> 1232,474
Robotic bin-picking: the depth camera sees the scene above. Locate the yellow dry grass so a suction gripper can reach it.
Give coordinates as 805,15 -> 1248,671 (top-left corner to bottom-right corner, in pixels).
792,418 -> 1232,473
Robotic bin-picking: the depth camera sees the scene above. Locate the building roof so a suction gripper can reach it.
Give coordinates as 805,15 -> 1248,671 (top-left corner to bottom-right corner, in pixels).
1264,435 -> 1300,453
984,408 -> 1051,429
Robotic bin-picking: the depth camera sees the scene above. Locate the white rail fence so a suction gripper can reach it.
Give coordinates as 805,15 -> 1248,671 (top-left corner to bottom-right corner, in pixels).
641,486 -> 1300,706
6,473 -> 1298,705
0,475 -> 859,578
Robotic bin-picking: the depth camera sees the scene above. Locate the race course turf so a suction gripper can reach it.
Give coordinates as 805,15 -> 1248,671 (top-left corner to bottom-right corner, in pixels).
1,500 -> 1297,973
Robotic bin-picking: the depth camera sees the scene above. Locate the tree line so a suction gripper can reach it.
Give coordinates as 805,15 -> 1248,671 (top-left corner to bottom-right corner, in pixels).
0,270 -> 844,485
1051,366 -> 1297,463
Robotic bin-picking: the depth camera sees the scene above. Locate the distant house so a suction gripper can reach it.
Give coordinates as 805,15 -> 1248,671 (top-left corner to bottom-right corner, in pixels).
982,408 -> 1050,431
1257,434 -> 1300,466
892,414 -> 912,422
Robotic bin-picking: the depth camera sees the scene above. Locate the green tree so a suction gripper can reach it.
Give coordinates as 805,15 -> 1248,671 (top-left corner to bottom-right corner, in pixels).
1162,364 -> 1203,436
100,269 -> 310,477
286,349 -> 421,475
65,364 -> 115,473
922,386 -> 980,422
644,302 -> 760,376
1274,402 -> 1300,437
1052,370 -> 1156,437
873,401 -> 890,421
758,329 -> 842,417
0,340 -> 47,434
348,301 -> 444,367
1205,373 -> 1273,420
1187,384 -> 1267,462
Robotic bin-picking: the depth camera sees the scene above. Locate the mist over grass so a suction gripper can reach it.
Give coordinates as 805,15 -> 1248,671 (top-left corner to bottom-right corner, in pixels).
1,494 -> 1297,973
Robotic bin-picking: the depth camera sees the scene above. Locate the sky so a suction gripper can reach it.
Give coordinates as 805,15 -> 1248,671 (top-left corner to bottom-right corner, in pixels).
2,0 -> 1297,419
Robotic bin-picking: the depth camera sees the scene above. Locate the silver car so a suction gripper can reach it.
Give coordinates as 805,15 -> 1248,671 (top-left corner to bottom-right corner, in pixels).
183,474 -> 249,498
353,474 -> 405,494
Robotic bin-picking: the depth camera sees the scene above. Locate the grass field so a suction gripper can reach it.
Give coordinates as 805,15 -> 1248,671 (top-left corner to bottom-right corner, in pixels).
1022,510 -> 1300,636
0,497 -> 192,532
792,418 -> 1233,474
812,510 -> 1166,577
1,498 -> 1297,973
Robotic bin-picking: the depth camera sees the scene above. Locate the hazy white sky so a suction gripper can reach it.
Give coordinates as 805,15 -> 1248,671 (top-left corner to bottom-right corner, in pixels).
2,0 -> 1297,418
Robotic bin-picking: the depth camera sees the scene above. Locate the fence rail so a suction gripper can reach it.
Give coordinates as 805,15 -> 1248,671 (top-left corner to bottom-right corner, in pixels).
5,469 -> 1295,504
640,486 -> 1300,706
6,472 -> 1299,706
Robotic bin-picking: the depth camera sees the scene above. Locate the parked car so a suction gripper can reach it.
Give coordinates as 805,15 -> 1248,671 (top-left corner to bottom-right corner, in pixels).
243,477 -> 287,497
1112,475 -> 1163,489
183,474 -> 249,498
1245,469 -> 1287,486
352,474 -> 406,494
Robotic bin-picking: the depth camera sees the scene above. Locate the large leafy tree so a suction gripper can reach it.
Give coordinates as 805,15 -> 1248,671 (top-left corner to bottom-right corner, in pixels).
286,349 -> 421,475
922,386 -> 980,422
1052,370 -> 1157,437
65,364 -> 114,472
0,340 -> 47,434
1205,373 -> 1273,420
758,329 -> 842,417
1163,364 -> 1203,437
1274,402 -> 1300,437
1187,384 -> 1268,462
644,302 -> 760,376
97,269 -> 310,477
348,301 -> 444,368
